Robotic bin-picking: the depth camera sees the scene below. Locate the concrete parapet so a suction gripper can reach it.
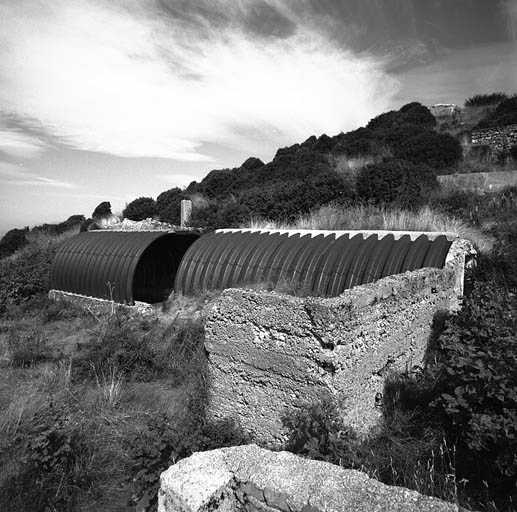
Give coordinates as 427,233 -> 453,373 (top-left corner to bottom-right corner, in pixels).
203,238 -> 471,444
158,445 -> 464,512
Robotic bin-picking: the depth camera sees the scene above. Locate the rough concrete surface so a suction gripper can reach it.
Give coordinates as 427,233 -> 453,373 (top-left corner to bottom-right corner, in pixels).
204,238 -> 471,444
159,445 -> 465,512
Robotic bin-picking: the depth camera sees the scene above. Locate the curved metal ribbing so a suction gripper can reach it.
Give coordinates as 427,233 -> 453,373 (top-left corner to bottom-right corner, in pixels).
174,229 -> 454,297
50,231 -> 199,303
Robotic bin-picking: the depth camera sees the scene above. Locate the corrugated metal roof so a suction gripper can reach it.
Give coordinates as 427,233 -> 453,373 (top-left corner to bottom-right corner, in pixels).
174,229 -> 453,297
50,231 -> 199,303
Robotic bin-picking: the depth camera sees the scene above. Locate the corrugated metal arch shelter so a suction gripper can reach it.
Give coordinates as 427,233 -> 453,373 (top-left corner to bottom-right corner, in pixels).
175,229 -> 454,297
51,231 -> 199,304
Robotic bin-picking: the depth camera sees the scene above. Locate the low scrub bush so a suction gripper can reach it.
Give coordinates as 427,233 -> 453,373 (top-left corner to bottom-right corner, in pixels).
356,159 -> 438,207
151,315 -> 206,385
465,92 -> 508,107
283,398 -> 360,467
283,397 -> 462,505
127,414 -> 249,511
72,313 -> 158,382
0,231 -> 75,315
428,282 -> 517,506
6,327 -> 50,367
0,404 -> 92,511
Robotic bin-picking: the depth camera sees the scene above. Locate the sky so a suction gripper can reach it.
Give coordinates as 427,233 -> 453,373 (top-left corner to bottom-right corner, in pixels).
0,0 -> 516,236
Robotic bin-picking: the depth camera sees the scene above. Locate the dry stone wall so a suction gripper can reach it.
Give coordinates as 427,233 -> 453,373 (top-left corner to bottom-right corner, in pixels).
471,124 -> 517,154
204,238 -> 471,445
158,444 -> 464,512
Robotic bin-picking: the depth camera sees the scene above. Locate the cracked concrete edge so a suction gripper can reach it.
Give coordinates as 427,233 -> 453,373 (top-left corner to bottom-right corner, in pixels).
159,445 -> 468,512
158,449 -> 237,511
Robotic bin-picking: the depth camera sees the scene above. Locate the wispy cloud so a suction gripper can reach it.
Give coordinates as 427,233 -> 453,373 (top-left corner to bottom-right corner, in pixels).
0,162 -> 76,189
0,130 -> 47,159
0,0 -> 398,162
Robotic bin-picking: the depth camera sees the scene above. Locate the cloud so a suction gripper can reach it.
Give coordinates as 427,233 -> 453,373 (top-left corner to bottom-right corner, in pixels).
0,0 -> 398,162
503,0 -> 517,40
0,130 -> 47,159
0,162 -> 76,189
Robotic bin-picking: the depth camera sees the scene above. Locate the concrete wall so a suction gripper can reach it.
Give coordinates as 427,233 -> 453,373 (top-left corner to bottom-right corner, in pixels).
159,445 -> 462,512
204,238 -> 471,445
437,171 -> 517,194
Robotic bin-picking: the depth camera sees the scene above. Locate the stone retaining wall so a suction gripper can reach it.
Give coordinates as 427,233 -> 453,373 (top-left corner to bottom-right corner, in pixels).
471,124 -> 517,154
204,238 -> 472,445
48,289 -> 154,316
158,445 -> 464,512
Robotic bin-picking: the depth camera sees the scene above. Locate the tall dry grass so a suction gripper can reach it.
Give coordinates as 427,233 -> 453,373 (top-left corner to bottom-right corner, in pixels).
247,204 -> 492,253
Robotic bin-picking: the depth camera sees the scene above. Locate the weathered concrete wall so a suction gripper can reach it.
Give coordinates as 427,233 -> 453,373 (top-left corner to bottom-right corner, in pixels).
159,445 -> 463,512
471,124 -> 517,154
204,238 -> 471,444
437,171 -> 517,194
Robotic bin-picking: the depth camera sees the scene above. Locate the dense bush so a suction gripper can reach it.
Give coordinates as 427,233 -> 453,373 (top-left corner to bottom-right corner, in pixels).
477,95 -> 517,128
156,187 -> 188,224
465,92 -> 508,107
91,201 -> 111,219
283,398 -> 359,466
392,131 -> 462,170
428,282 -> 517,501
122,197 -> 157,221
0,404 -> 92,511
0,227 -> 29,259
128,414 -> 249,510
0,234 -> 64,314
356,159 -> 437,207
72,313 -> 158,382
30,215 -> 84,236
6,327 -> 50,367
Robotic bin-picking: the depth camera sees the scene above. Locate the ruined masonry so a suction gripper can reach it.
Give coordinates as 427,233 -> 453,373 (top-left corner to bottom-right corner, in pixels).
158,445 -> 465,512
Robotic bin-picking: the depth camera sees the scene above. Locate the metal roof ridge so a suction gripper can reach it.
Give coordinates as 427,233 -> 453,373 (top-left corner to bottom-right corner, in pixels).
216,228 -> 459,241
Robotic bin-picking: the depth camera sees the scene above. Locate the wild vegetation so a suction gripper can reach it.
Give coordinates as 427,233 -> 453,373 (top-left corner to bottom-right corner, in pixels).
1,95 -> 516,510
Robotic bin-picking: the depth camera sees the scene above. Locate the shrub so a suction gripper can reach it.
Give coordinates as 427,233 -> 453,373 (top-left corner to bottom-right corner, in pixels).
356,159 -> 437,207
156,188 -> 188,224
6,327 -> 50,367
0,227 -> 29,259
392,131 -> 462,170
72,313 -> 158,382
283,398 -> 359,467
465,92 -> 508,107
127,414 -> 249,511
151,316 -> 206,385
0,404 -> 92,511
476,95 -> 517,129
0,232 -> 65,314
92,201 -> 111,219
122,197 -> 157,221
428,282 -> 517,498
282,397 -> 460,503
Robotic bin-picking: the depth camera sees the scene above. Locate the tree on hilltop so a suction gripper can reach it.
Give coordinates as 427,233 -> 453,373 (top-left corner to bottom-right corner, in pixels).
156,188 -> 188,225
92,201 -> 112,219
123,197 -> 157,221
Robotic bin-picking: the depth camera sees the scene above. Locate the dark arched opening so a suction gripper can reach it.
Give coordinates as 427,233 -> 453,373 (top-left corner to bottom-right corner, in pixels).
133,234 -> 196,303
